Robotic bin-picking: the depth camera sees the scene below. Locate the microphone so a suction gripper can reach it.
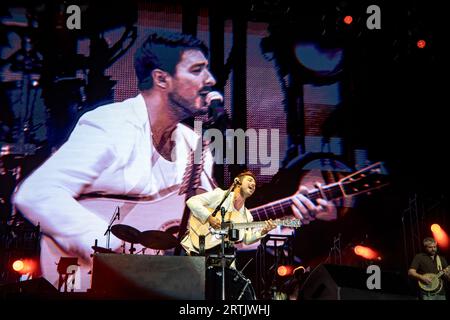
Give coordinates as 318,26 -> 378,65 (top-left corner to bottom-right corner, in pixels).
206,91 -> 225,120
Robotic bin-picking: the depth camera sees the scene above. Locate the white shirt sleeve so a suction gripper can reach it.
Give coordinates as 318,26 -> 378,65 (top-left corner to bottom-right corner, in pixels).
186,188 -> 224,224
13,115 -> 122,262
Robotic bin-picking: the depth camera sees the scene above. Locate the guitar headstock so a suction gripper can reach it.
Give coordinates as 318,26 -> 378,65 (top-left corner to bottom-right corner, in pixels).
277,218 -> 302,228
339,162 -> 389,197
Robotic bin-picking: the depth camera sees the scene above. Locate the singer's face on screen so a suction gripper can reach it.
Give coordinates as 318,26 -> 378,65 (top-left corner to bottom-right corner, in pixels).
240,175 -> 256,198
168,49 -> 216,117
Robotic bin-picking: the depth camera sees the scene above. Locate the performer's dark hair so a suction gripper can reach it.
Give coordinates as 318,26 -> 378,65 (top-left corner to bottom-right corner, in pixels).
236,171 -> 257,183
135,31 -> 209,91
423,237 -> 436,246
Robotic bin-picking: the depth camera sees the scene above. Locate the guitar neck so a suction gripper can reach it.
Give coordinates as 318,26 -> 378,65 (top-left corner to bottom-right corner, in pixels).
250,182 -> 343,221
230,219 -> 297,229
231,221 -> 269,229
437,267 -> 449,279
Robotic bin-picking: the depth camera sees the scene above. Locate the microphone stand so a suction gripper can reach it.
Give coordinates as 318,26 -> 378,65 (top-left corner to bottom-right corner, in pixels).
220,207 -> 227,300
210,180 -> 240,300
211,179 -> 239,217
104,206 -> 120,249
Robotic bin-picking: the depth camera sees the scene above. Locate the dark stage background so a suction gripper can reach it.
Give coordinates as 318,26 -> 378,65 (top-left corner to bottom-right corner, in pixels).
0,0 -> 448,299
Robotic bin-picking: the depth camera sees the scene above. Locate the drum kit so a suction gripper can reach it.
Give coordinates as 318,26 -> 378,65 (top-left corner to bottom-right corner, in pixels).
91,224 -> 178,255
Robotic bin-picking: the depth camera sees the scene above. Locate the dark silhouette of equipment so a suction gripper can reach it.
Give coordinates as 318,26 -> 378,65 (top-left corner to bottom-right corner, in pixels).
299,263 -> 416,300
90,254 -> 205,299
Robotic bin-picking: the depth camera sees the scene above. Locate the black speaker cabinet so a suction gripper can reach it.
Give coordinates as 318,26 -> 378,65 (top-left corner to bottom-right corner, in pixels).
299,264 -> 416,300
91,254 -> 205,299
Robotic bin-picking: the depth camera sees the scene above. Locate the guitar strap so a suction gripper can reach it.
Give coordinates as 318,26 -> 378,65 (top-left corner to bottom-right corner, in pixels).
175,138 -> 210,255
436,255 -> 442,271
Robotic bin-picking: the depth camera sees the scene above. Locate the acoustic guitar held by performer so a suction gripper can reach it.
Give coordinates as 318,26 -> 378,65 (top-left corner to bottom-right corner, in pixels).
408,237 -> 450,300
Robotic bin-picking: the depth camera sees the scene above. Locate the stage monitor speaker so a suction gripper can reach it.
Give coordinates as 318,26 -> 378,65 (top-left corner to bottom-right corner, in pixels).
91,254 -> 205,299
299,264 -> 416,300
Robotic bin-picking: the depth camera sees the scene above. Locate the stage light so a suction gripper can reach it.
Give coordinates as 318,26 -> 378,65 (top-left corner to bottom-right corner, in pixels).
431,224 -> 449,249
12,260 -> 24,272
416,39 -> 426,49
343,15 -> 353,25
277,265 -> 294,277
277,265 -> 308,277
354,245 -> 381,260
431,224 -> 441,233
11,259 -> 36,275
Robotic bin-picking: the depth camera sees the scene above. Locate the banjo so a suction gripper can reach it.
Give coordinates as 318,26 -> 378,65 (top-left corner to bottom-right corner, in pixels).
418,266 -> 450,293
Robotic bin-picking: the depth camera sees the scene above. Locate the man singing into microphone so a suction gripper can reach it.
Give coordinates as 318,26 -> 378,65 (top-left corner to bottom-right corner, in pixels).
181,171 -> 277,258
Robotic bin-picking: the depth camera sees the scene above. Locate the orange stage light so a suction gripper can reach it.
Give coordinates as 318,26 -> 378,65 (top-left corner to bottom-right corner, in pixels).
11,259 -> 36,275
431,224 -> 449,249
343,16 -> 353,25
354,245 -> 381,260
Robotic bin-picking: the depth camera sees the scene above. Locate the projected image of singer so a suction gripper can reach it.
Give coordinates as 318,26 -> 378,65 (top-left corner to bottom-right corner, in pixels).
12,31 -> 219,292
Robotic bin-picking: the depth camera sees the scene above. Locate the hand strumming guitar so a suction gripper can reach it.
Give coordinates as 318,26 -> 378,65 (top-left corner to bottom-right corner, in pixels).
420,275 -> 432,285
207,215 -> 221,229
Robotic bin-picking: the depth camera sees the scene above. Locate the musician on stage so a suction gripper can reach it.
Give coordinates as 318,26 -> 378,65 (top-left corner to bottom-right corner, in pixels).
181,170 -> 335,258
408,237 -> 450,300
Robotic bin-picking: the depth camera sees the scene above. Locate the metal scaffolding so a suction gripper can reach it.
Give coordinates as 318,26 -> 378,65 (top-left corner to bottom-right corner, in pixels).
255,233 -> 294,300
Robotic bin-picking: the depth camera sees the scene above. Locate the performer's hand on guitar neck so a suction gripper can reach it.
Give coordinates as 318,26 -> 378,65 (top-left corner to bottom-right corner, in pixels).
207,215 -> 221,229
291,185 -> 337,224
444,267 -> 450,279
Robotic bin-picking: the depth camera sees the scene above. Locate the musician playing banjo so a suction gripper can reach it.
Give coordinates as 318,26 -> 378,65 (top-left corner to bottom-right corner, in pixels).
408,237 -> 450,300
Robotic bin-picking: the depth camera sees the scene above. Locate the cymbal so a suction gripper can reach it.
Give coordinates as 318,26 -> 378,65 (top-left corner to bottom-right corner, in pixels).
140,230 -> 178,250
91,245 -> 113,254
111,224 -> 141,243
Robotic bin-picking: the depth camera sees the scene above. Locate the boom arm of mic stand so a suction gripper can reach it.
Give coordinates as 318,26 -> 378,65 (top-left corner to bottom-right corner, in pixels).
211,181 -> 238,217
